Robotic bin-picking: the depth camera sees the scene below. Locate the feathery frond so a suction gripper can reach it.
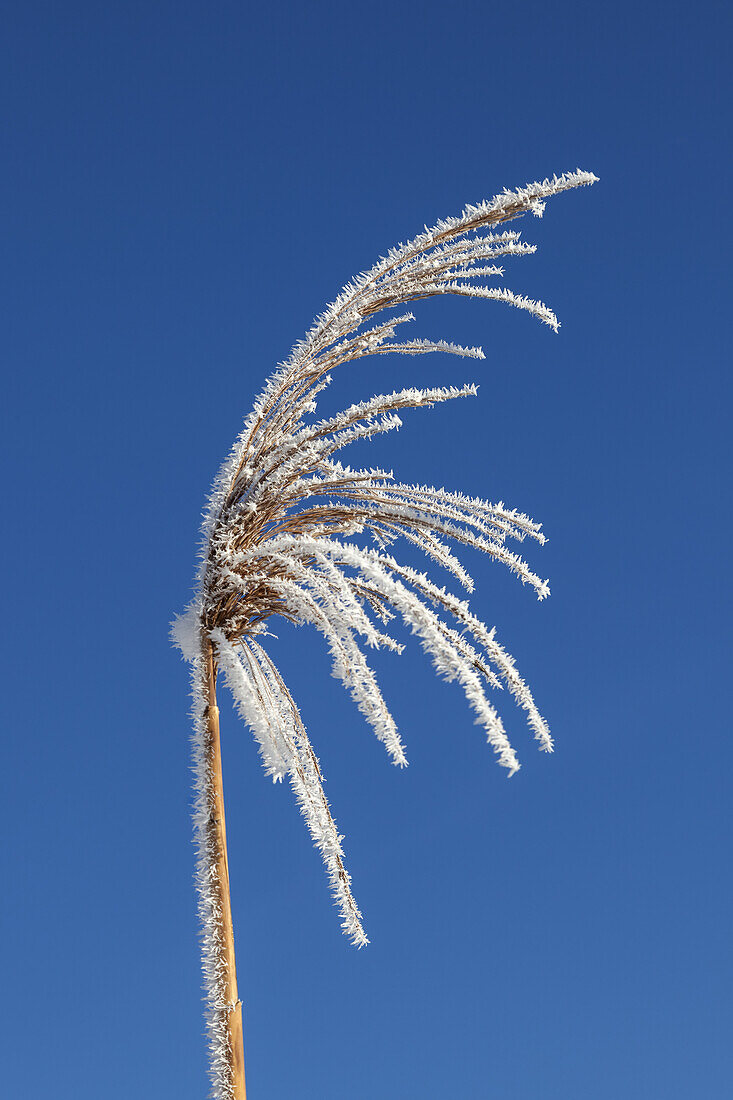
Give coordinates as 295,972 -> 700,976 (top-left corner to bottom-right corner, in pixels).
173,169 -> 596,1097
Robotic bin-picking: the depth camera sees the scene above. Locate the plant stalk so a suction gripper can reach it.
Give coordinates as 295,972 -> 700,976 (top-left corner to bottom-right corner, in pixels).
205,641 -> 247,1098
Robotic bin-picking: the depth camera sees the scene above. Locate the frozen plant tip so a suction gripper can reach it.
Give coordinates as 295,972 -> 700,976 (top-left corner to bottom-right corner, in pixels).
173,169 -> 597,1099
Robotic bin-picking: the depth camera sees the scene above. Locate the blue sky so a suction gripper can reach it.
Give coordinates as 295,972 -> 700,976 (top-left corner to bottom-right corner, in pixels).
1,2 -> 731,1097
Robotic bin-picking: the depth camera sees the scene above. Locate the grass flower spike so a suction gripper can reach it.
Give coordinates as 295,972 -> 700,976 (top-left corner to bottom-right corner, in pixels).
173,169 -> 597,1099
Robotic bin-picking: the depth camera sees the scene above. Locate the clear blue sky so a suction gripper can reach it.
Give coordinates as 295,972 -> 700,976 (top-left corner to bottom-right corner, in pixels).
2,2 -> 730,1097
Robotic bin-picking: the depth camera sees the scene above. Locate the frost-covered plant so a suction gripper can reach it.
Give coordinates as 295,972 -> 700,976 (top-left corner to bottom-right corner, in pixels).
173,169 -> 596,1099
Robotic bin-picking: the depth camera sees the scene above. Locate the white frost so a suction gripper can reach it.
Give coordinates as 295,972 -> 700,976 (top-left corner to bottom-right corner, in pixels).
173,169 -> 596,1100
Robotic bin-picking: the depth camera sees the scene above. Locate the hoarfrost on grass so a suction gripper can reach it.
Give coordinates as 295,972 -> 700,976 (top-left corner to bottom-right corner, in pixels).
173,169 -> 596,1099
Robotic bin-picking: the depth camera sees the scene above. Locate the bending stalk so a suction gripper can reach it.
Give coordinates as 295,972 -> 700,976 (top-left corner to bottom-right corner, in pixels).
200,639 -> 246,1098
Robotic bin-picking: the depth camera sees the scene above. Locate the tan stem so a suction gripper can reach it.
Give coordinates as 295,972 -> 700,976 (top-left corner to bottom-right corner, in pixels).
205,642 -> 247,1099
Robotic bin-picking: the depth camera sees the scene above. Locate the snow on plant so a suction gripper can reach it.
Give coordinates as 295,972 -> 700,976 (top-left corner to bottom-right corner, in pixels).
173,169 -> 596,1098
